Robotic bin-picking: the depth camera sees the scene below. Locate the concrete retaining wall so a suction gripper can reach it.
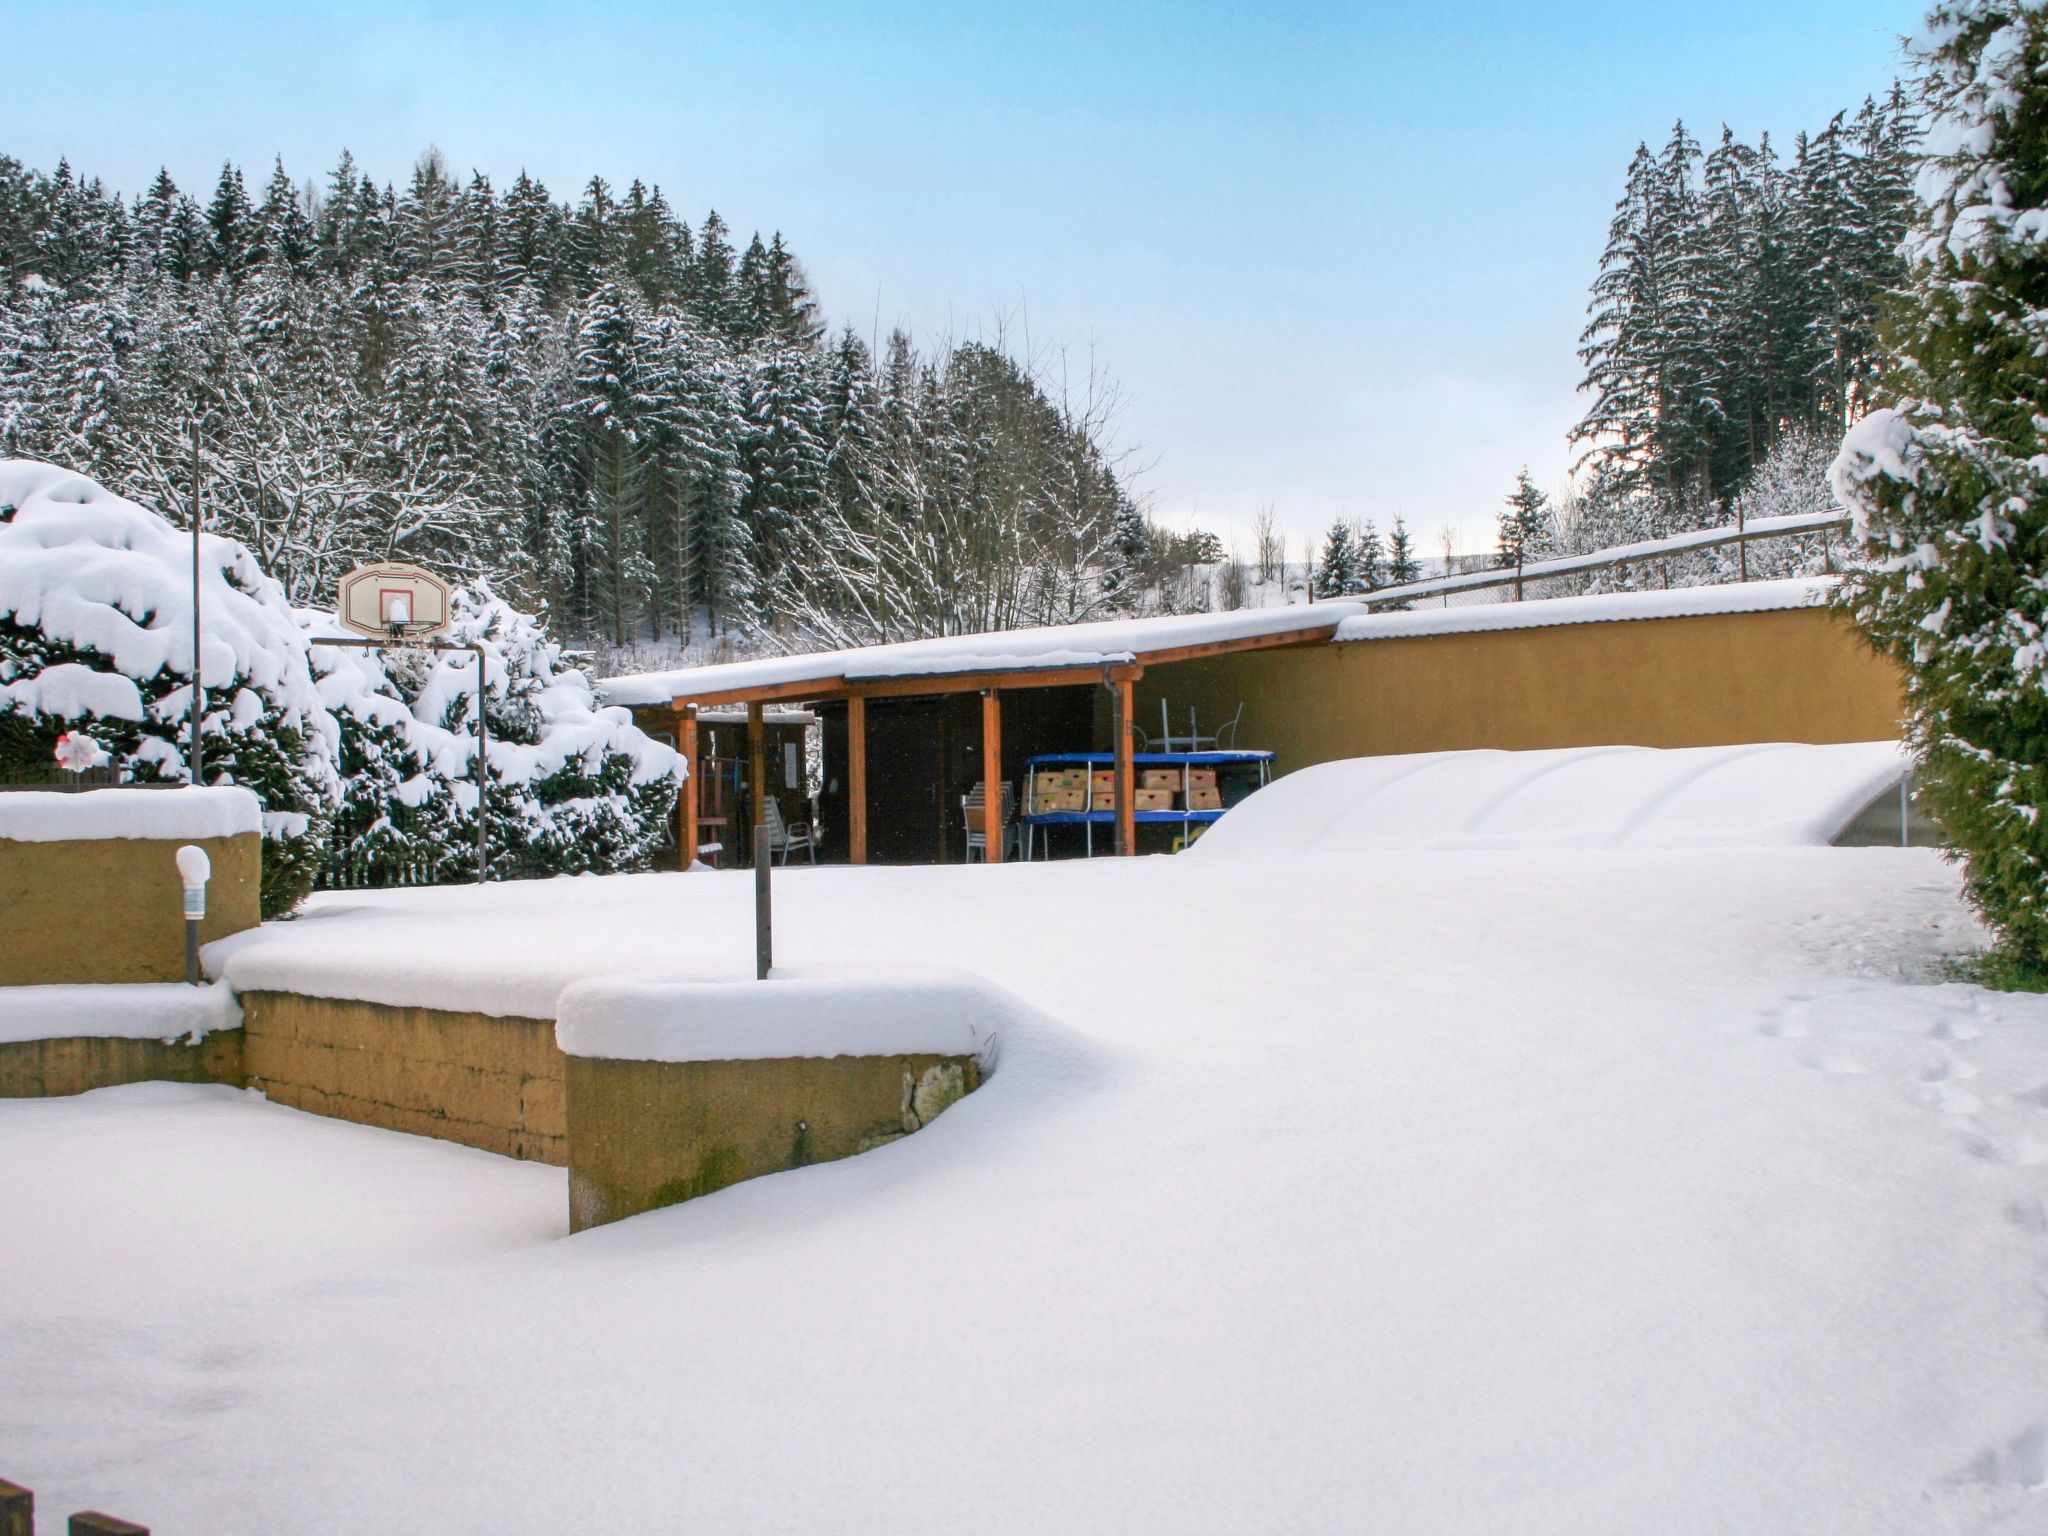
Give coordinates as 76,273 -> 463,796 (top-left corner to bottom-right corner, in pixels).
0,1030 -> 243,1097
565,1051 -> 979,1231
0,831 -> 261,986
237,992 -> 566,1164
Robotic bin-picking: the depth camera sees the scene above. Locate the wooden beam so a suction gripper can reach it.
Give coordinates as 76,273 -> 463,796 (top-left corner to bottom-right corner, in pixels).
673,676 -> 846,712
848,666 -> 1108,701
982,689 -> 1003,864
1113,674 -> 1136,857
674,655 -> 1186,714
678,706 -> 699,870
1135,627 -> 1338,668
848,695 -> 868,865
748,700 -> 767,866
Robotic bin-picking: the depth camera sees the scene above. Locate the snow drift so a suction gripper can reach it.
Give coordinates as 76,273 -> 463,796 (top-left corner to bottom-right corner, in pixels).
1191,742 -> 1913,856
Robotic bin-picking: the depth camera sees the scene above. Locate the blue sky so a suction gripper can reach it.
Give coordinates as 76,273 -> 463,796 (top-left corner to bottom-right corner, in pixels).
6,1 -> 1920,553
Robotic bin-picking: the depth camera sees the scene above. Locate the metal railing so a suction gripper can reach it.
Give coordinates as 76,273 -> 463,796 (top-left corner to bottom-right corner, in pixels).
1356,511 -> 1852,610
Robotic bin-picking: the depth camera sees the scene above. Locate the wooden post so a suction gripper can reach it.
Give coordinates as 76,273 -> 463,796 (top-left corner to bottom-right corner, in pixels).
747,701 -> 768,864
0,1479 -> 32,1536
678,706 -> 699,869
848,694 -> 868,865
981,689 -> 1003,864
1113,672 -> 1136,857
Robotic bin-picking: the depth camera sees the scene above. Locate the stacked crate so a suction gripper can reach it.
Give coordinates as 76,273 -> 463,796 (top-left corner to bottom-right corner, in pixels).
1034,763 -> 1229,815
1031,766 -> 1089,814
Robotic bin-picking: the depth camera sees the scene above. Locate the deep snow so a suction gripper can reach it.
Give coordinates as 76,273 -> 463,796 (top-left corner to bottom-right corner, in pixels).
9,845 -> 2048,1534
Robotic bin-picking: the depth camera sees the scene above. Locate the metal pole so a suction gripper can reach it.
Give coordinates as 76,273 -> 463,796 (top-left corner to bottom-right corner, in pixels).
472,642 -> 488,884
189,422 -> 204,784
754,824 -> 773,979
184,916 -> 201,986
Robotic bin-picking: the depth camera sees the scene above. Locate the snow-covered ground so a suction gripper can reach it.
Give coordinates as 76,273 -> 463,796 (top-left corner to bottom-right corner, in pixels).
11,844 -> 2048,1533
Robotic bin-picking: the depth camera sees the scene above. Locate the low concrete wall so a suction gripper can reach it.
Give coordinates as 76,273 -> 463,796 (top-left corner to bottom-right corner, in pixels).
238,992 -> 566,1165
0,831 -> 262,986
0,1030 -> 243,1097
565,1052 -> 979,1231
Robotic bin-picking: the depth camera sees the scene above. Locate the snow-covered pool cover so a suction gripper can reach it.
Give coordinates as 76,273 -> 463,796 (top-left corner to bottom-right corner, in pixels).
1192,741 -> 1910,856
0,785 -> 262,843
556,966 -> 1010,1065
0,981 -> 240,1045
1334,574 -> 1835,643
598,601 -> 1363,707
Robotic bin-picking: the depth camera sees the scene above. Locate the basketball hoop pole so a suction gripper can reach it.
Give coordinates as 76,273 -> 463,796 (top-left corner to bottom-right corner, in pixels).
306,635 -> 490,885
188,422 -> 204,785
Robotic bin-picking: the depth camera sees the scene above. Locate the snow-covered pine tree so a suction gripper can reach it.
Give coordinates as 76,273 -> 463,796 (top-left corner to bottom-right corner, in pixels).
1355,518 -> 1385,590
257,157 -> 317,278
204,162 -> 257,281
1387,515 -> 1420,585
1498,469 -> 1551,567
1833,0 -> 2048,972
1314,520 -> 1358,598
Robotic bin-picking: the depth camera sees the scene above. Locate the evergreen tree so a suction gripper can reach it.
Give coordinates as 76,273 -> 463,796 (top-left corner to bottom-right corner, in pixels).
1386,515 -> 1420,585
204,162 -> 257,279
256,157 -> 316,276
1499,469 -> 1551,566
1834,1 -> 2048,969
1355,518 -> 1385,589
1313,520 -> 1358,598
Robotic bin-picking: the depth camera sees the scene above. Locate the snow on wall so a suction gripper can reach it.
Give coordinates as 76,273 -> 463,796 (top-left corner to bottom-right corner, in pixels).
0,981 -> 240,1045
0,785 -> 262,844
1191,742 -> 1913,857
599,601 -> 1363,707
555,966 -> 1010,1066
1334,576 -> 1837,644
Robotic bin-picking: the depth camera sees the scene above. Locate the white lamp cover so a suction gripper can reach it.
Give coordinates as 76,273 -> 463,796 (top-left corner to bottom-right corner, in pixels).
175,844 -> 212,888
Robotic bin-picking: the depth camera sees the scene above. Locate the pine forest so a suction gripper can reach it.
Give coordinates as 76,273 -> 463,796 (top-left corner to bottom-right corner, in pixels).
0,148 -> 1185,667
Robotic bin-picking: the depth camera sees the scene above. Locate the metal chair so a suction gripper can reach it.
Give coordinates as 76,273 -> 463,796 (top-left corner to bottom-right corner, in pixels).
1190,702 -> 1244,752
962,781 -> 1015,862
762,797 -> 816,864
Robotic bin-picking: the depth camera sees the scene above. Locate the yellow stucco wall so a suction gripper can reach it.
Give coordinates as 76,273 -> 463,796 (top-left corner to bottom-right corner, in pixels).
0,830 -> 261,986
238,991 -> 566,1164
1133,607 -> 1903,774
565,1052 -> 980,1230
0,1030 -> 243,1098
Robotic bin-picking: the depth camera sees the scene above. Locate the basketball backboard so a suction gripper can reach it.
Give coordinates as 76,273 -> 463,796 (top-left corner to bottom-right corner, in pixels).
337,562 -> 453,641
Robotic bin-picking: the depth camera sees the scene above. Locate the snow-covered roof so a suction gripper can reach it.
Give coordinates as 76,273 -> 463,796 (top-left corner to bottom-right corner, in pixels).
1191,741 -> 1911,856
599,602 -> 1364,708
1333,576 -> 1836,644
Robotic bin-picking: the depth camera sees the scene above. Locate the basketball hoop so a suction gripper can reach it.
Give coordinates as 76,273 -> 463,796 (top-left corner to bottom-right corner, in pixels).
337,562 -> 452,643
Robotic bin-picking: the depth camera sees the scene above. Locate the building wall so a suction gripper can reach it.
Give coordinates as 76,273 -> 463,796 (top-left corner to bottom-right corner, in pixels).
1129,607 -> 1902,775
0,830 -> 261,986
238,992 -> 566,1164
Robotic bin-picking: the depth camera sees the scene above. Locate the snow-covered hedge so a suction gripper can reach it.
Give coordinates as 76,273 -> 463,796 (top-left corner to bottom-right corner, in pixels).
1,459 -> 685,907
310,587 -> 684,888
0,459 -> 338,915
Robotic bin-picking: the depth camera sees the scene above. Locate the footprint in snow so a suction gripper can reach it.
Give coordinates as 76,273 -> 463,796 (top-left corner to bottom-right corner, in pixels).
1971,1134 -> 2048,1168
1962,1422 -> 2048,1492
1933,1016 -> 1982,1042
1921,1081 -> 1983,1116
1759,1000 -> 1812,1039
1923,1057 -> 1981,1083
2005,1195 -> 2048,1234
1801,1054 -> 1871,1077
